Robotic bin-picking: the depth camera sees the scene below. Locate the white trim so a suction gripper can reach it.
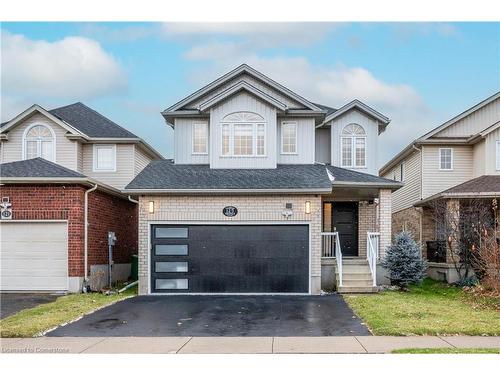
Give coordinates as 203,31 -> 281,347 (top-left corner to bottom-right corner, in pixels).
191,122 -> 209,155
438,147 -> 454,171
280,121 -> 298,155
92,144 -> 117,172
22,123 -> 57,162
323,99 -> 390,125
147,221 -> 312,295
124,187 -> 333,194
496,140 -> 500,171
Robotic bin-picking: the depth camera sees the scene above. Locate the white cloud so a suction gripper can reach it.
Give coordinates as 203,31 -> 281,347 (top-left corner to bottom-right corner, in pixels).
1,31 -> 127,99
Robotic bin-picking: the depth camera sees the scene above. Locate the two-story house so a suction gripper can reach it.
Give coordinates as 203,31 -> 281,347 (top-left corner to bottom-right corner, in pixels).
125,64 -> 402,295
0,103 -> 162,292
380,92 -> 500,282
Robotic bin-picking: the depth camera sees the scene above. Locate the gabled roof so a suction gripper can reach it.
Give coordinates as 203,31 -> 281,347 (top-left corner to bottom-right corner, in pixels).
326,164 -> 402,189
0,158 -> 84,178
319,99 -> 390,127
380,91 -> 500,176
162,64 -> 323,114
197,81 -> 288,112
125,161 -> 333,193
314,103 -> 337,116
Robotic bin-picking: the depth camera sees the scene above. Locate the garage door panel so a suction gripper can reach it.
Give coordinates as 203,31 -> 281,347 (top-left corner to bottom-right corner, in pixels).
1,222 -> 68,291
151,224 -> 309,294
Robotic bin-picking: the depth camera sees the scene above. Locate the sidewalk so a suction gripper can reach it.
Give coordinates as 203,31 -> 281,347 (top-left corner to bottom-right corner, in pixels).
1,336 -> 499,354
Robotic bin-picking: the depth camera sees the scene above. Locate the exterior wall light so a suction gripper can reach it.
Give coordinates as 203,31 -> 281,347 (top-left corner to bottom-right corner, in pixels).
305,201 -> 311,214
148,201 -> 155,214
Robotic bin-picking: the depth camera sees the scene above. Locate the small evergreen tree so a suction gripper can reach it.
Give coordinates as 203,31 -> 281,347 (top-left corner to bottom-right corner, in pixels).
382,231 -> 427,288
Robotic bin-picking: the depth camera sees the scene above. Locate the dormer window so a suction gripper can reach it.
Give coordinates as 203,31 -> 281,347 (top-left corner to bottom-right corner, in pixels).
221,112 -> 266,157
23,124 -> 55,161
341,124 -> 366,168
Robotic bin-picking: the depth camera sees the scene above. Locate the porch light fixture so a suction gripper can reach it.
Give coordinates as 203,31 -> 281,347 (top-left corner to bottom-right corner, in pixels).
148,201 -> 155,214
305,201 -> 311,214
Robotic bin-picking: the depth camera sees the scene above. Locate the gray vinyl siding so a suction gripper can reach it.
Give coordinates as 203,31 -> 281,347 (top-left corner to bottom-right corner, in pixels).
329,109 -> 379,175
434,97 -> 499,137
187,73 -> 304,109
276,117 -> 315,164
383,150 -> 422,213
134,145 -> 152,176
174,118 -> 210,164
76,141 -> 83,173
82,143 -> 135,189
210,91 -> 277,169
485,127 -> 500,175
472,140 -> 486,178
0,113 -> 78,171
315,128 -> 331,164
421,145 -> 473,199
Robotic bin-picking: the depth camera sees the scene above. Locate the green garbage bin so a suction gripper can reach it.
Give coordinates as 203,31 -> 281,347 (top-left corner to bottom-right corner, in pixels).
131,255 -> 138,281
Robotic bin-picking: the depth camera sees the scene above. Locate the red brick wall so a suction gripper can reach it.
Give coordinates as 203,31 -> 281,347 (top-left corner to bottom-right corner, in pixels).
0,184 -> 137,277
87,190 -> 138,266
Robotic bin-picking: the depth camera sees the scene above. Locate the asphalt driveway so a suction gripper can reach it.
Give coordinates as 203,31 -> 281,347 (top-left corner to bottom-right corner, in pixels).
1,293 -> 61,319
48,294 -> 371,337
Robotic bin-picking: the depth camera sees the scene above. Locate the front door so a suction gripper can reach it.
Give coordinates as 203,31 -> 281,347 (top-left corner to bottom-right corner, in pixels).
332,202 -> 358,256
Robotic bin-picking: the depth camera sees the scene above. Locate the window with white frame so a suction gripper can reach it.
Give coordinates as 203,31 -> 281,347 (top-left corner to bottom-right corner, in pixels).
220,112 -> 266,157
439,148 -> 453,170
281,121 -> 297,154
192,123 -> 208,154
496,141 -> 500,170
400,162 -> 405,182
93,144 -> 116,171
341,124 -> 366,168
23,124 -> 55,161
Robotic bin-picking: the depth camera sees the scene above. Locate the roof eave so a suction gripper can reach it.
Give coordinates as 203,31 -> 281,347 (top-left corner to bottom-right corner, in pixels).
123,187 -> 333,194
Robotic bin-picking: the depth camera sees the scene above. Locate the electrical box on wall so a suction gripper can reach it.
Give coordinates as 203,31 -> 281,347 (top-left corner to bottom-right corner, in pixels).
0,197 -> 12,220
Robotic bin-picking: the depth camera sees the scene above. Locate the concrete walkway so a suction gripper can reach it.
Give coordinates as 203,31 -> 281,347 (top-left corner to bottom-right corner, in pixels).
1,336 -> 499,354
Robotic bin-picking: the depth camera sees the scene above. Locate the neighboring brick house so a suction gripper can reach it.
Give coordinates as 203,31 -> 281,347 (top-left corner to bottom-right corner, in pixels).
125,64 -> 402,295
0,104 -> 162,292
380,92 -> 500,282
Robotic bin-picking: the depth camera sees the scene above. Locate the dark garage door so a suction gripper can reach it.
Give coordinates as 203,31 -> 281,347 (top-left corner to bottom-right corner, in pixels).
150,224 -> 309,294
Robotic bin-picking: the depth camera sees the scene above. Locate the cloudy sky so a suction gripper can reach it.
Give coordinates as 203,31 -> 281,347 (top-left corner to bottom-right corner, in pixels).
1,22 -> 498,166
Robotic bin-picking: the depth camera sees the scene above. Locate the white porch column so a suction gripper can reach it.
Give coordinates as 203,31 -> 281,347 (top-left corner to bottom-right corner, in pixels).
378,189 -> 392,258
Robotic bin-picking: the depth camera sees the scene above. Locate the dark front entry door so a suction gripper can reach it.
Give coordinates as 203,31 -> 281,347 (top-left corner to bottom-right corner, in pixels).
332,202 -> 358,256
150,224 -> 309,293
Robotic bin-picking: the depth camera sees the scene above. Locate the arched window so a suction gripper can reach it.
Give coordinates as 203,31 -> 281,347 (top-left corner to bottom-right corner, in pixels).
23,124 -> 55,161
221,112 -> 266,157
341,124 -> 366,167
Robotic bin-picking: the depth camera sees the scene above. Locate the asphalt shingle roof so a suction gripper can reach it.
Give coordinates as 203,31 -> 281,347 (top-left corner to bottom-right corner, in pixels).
442,175 -> 500,194
126,161 -> 333,190
313,103 -> 337,116
0,158 -> 85,178
49,102 -> 138,138
326,165 -> 401,185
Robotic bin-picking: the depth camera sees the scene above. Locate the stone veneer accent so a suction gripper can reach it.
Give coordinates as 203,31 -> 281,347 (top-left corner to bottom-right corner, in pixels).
358,201 -> 377,258
378,189 -> 392,258
137,194 -> 322,295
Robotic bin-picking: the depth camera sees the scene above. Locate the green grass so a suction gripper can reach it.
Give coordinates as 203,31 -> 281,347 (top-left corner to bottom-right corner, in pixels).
344,279 -> 500,336
0,286 -> 137,338
392,348 -> 500,354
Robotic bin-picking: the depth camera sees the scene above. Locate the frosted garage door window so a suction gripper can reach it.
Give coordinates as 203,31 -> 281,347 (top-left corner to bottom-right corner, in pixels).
155,227 -> 188,238
155,262 -> 188,273
155,244 -> 188,256
155,279 -> 188,290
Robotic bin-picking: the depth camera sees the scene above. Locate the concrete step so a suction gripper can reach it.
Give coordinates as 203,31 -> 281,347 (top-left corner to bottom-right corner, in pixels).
335,273 -> 373,281
335,266 -> 371,273
337,279 -> 374,287
341,258 -> 369,265
337,286 -> 378,293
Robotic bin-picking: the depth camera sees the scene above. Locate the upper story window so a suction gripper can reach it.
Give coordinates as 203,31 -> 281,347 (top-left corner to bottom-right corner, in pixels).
439,148 -> 453,170
281,121 -> 297,154
400,162 -> 405,182
93,144 -> 116,172
221,112 -> 266,157
192,122 -> 208,154
341,124 -> 366,168
23,124 -> 55,161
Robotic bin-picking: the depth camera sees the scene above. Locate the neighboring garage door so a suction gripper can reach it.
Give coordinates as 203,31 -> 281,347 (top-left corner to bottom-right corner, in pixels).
150,224 -> 309,294
0,222 -> 68,291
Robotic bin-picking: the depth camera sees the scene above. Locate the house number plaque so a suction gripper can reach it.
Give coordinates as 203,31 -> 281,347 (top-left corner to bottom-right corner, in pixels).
222,206 -> 238,217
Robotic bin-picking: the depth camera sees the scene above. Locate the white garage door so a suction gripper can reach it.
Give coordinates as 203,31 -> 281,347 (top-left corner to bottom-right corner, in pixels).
1,222 -> 68,291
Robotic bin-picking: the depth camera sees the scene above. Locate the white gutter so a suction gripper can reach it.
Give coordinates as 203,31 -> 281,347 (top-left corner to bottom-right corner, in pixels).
83,184 -> 98,288
128,195 -> 139,204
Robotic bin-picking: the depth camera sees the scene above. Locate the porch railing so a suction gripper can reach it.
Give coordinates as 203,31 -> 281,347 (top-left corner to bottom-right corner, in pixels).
366,232 -> 380,287
321,232 -> 342,287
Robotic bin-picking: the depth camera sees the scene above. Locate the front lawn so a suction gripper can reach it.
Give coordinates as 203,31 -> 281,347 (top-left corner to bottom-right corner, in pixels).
0,287 -> 137,338
392,348 -> 500,354
344,279 -> 500,336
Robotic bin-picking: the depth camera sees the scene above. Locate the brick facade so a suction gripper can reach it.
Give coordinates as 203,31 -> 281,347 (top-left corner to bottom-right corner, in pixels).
137,194 -> 322,295
0,184 -> 137,279
392,206 -> 422,241
358,202 -> 377,258
378,189 -> 392,258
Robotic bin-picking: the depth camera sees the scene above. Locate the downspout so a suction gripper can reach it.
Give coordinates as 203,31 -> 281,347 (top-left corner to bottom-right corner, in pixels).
128,195 -> 139,204
83,183 -> 98,292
